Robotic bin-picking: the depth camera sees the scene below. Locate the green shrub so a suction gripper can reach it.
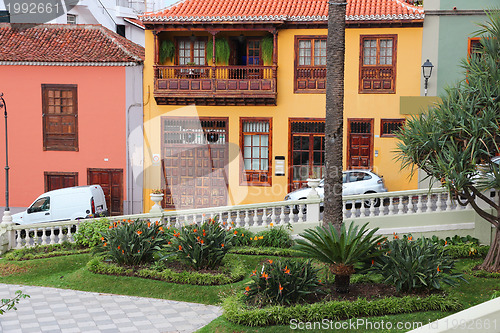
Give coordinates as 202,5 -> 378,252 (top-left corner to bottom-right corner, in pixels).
430,234 -> 480,246
222,293 -> 462,327
372,236 -> 466,292
87,256 -> 245,285
74,218 -> 111,247
445,244 -> 489,258
244,258 -> 321,306
251,225 -> 293,248
229,246 -> 301,257
163,217 -> 234,270
4,242 -> 88,261
230,228 -> 254,247
94,219 -> 168,265
294,222 -> 385,293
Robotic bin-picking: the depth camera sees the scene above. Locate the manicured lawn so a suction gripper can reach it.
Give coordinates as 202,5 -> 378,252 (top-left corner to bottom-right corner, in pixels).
0,253 -> 499,332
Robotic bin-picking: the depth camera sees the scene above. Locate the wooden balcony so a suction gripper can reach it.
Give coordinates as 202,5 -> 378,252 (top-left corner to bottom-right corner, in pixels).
154,65 -> 277,106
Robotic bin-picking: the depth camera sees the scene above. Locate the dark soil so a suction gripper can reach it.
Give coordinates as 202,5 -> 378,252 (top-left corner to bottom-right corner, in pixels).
306,282 -> 442,303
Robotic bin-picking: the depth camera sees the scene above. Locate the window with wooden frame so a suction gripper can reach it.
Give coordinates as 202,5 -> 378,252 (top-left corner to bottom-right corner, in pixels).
240,118 -> 272,186
177,38 -> 207,65
468,37 -> 482,59
380,119 -> 405,137
42,84 -> 78,151
294,36 -> 327,93
44,171 -> 78,192
359,35 -> 397,94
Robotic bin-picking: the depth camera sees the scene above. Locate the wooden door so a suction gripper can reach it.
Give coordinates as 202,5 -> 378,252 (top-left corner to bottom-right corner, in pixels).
44,172 -> 78,192
87,168 -> 123,216
162,118 -> 228,210
347,119 -> 373,169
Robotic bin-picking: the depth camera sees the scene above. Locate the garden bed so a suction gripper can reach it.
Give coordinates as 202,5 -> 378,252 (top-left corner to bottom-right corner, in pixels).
222,292 -> 462,327
4,243 -> 90,261
87,256 -> 246,285
229,246 -> 301,257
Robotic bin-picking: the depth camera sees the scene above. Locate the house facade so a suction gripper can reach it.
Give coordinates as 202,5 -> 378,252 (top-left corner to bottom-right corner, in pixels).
0,24 -> 144,215
140,0 -> 424,211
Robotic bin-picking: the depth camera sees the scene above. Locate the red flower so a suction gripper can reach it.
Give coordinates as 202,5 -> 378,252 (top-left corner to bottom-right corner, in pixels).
137,231 -> 142,235
221,243 -> 225,248
279,284 -> 283,293
179,245 -> 183,251
245,286 -> 250,292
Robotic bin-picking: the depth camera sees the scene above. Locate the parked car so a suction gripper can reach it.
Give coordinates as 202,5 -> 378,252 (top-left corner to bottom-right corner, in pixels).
284,170 -> 388,211
12,185 -> 108,225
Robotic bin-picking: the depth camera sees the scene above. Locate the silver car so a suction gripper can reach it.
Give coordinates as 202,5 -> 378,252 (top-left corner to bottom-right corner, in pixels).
284,170 -> 388,211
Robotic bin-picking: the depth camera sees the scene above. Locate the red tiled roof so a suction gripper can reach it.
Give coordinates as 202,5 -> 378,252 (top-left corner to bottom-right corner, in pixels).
0,24 -> 144,64
124,17 -> 145,29
141,0 -> 424,23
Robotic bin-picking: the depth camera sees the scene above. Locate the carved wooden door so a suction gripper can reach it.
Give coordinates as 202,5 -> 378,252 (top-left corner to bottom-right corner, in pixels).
347,119 -> 373,169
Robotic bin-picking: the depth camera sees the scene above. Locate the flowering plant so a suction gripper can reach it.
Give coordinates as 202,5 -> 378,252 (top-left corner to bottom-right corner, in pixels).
163,216 -> 234,270
95,219 -> 169,265
243,258 -> 322,306
151,189 -> 163,195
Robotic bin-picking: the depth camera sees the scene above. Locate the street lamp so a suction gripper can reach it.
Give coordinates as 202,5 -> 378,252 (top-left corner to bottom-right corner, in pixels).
422,59 -> 434,96
0,93 -> 10,223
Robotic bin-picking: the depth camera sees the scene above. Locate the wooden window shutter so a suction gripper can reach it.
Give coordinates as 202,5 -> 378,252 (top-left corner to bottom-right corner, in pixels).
42,84 -> 78,151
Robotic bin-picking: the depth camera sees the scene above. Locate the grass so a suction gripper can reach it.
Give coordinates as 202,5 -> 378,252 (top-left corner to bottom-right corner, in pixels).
0,253 -> 499,332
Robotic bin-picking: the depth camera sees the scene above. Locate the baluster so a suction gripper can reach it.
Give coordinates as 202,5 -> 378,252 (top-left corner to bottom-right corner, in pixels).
398,196 -> 404,215
342,201 -> 347,219
271,207 -> 276,227
388,197 -> 395,216
244,210 -> 250,228
16,229 -> 23,249
193,214 -> 197,225
58,226 -> 64,244
288,205 -> 296,223
436,193 -> 443,212
50,227 -> 56,245
279,206 -> 286,225
67,224 -> 73,243
235,211 -> 242,228
227,211 -> 233,228
407,195 -> 414,214
253,209 -> 259,227
446,193 -> 453,211
297,205 -> 304,223
416,195 -> 423,214
426,193 -> 432,213
363,200 -> 370,217
369,198 -> 376,217
41,228 -> 48,245
261,208 -> 267,227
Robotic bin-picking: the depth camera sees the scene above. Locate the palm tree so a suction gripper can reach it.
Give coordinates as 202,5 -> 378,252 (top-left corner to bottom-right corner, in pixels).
323,0 -> 347,230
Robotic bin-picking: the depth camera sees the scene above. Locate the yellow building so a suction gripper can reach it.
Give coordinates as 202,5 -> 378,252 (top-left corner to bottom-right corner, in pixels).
140,0 -> 424,211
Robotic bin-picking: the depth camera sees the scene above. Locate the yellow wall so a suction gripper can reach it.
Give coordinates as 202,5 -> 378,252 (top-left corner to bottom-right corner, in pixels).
143,26 -> 422,211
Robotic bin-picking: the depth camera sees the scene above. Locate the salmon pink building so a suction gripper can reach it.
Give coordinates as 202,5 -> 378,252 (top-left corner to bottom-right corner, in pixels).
0,24 -> 144,215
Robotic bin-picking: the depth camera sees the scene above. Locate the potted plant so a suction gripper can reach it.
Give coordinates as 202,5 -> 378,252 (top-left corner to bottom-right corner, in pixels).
150,190 -> 164,213
159,40 -> 175,64
261,35 -> 274,66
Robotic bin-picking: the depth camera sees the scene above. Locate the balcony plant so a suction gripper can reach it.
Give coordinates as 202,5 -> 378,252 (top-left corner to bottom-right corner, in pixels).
159,39 -> 175,64
207,38 -> 230,65
261,35 -> 274,66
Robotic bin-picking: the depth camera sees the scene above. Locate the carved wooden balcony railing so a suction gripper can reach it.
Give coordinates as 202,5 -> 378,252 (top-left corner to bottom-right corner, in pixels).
154,65 -> 277,106
360,66 -> 395,93
294,66 -> 326,92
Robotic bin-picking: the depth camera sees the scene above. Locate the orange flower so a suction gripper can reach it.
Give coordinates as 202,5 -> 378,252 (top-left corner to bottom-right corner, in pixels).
228,226 -> 232,230
118,246 -> 121,250
203,232 -> 206,237
179,245 -> 183,251
137,230 -> 142,235
254,236 -> 258,241
101,237 -> 105,241
193,229 -> 197,233
408,236 -> 413,241
268,259 -> 273,264
122,250 -> 124,254
200,240 -> 204,245
167,241 -> 171,245
371,259 -> 374,265
437,266 -> 441,272
258,236 -> 264,240
245,286 -> 250,292
159,227 -> 164,232
108,225 -> 112,229
319,279 -> 322,283
104,243 -> 107,247
445,240 -> 448,245
242,234 -> 244,237
279,283 -> 283,293
147,222 -> 151,228
261,272 -> 268,279
250,269 -> 257,276
270,222 -> 274,227
283,266 -> 290,274
221,243 -> 225,248
155,221 -> 159,226
234,230 -> 238,235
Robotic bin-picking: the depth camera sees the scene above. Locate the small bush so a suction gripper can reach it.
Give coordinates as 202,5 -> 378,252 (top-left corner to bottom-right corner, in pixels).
164,217 -> 235,270
229,246 -> 301,257
445,244 -> 489,258
4,242 -> 87,261
243,258 -> 321,306
372,236 -> 466,292
74,218 -> 111,248
430,234 -> 480,246
95,219 -> 169,265
252,225 -> 294,248
230,228 -> 254,247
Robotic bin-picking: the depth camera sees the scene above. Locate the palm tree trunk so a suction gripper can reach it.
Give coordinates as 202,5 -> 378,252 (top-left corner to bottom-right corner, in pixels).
323,0 -> 346,231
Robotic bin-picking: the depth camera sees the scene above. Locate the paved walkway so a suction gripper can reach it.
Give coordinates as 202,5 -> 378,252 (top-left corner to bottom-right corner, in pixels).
0,284 -> 222,333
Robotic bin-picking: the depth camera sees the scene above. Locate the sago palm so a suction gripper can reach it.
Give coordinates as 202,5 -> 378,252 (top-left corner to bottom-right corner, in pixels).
294,222 -> 384,293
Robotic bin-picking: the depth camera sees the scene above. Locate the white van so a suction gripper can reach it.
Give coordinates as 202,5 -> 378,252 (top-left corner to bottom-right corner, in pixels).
12,185 -> 108,225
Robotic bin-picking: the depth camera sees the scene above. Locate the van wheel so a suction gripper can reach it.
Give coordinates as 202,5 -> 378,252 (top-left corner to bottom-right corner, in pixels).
363,192 -> 381,208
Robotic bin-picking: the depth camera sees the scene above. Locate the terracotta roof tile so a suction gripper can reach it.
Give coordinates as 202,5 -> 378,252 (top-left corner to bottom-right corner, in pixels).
0,24 -> 145,64
141,0 -> 424,23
